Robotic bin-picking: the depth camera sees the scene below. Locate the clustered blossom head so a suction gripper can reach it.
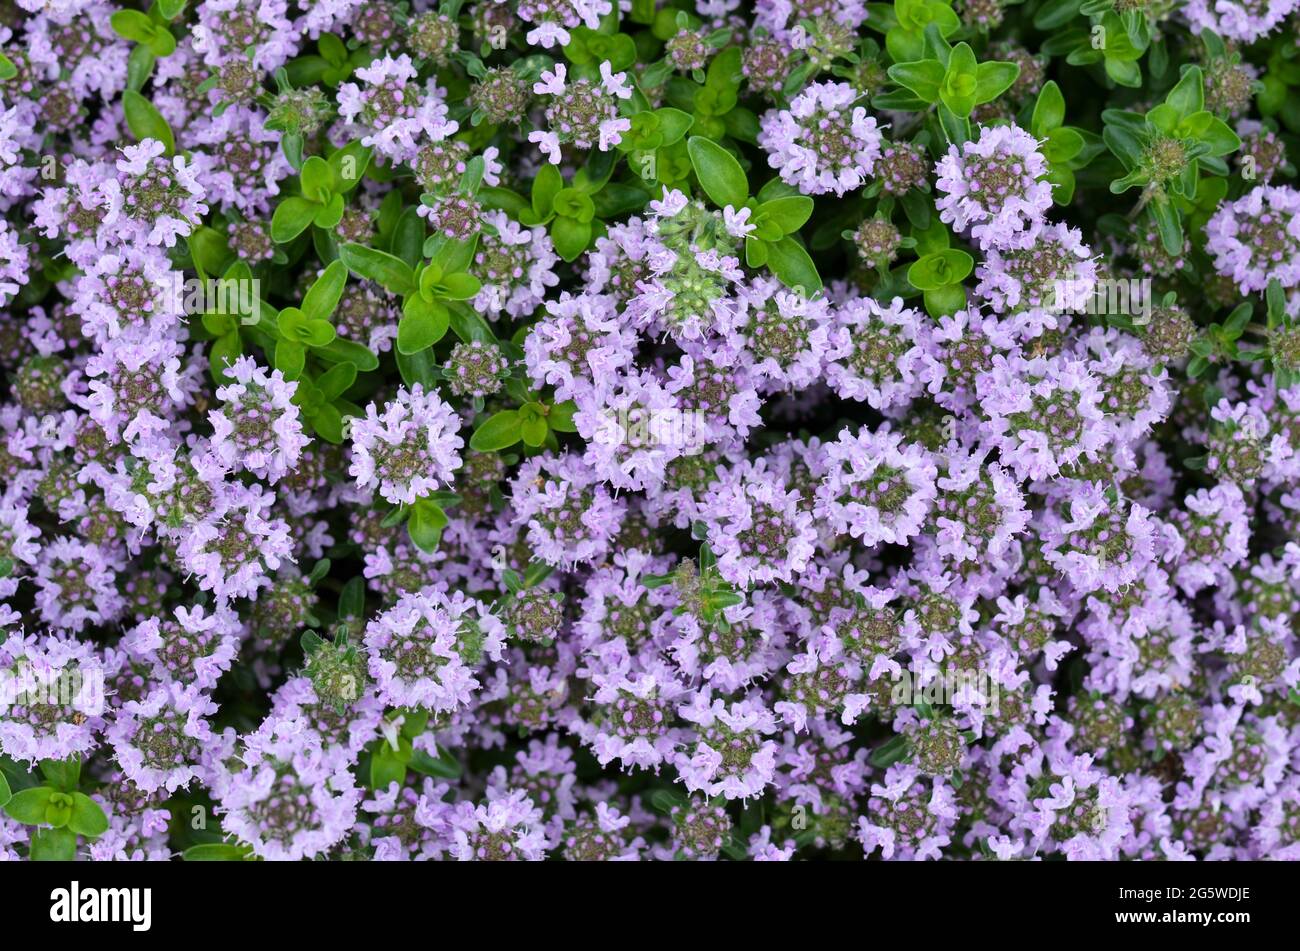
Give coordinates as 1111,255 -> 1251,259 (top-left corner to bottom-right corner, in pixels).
758,81 -> 882,196
0,0 -> 1298,868
935,123 -> 1053,250
528,62 -> 632,165
337,54 -> 459,163
209,356 -> 308,483
349,385 -> 464,506
1205,185 -> 1300,294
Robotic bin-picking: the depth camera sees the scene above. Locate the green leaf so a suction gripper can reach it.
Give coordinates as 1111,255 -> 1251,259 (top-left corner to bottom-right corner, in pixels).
125,43 -> 155,90
470,409 -> 523,452
1031,80 -> 1066,136
188,226 -> 233,277
408,747 -> 462,779
1149,197 -> 1184,256
397,297 -> 449,354
308,402 -> 346,443
1033,0 -> 1083,29
974,60 -> 1019,105
122,89 -> 174,155
313,192 -> 346,229
317,361 -> 357,401
887,58 -> 945,103
1165,65 -> 1204,119
302,260 -> 348,322
765,236 -> 822,294
0,771 -> 10,808
275,339 -> 306,379
532,163 -> 562,220
939,43 -> 979,117
316,337 -> 379,372
687,136 -> 749,209
29,827 -> 77,862
391,206 -> 425,269
549,400 -> 578,433
39,758 -> 80,792
1194,116 -> 1241,158
479,186 -> 531,219
757,195 -> 814,235
924,283 -> 967,316
0,53 -> 14,82
328,140 -> 372,193
3,786 -> 53,825
110,9 -> 156,42
551,215 -> 592,262
157,0 -> 187,19
520,414 -> 548,447
408,500 -> 449,552
438,272 -> 481,301
271,196 -> 321,243
908,249 -> 974,290
656,107 -> 694,144
869,733 -> 911,768
1043,127 -> 1085,163
184,843 -> 254,861
300,155 -> 338,203
339,243 -> 416,296
209,331 -> 242,382
369,739 -> 409,790
67,793 -> 108,838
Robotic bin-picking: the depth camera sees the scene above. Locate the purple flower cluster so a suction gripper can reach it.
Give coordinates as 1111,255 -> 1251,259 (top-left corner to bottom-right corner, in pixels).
0,0 -> 1298,867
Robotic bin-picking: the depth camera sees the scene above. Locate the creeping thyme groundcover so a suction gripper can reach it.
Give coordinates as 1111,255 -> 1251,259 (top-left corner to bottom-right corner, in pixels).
1,0 -> 1299,863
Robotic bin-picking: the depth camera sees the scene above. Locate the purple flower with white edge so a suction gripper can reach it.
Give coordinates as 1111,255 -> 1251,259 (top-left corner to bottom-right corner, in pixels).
528,62 -> 632,164
447,788 -> 547,861
814,425 -> 937,548
729,276 -> 834,392
70,247 -> 184,343
98,138 -> 208,248
349,384 -> 464,506
472,210 -> 561,320
1205,184 -> 1300,294
523,292 -> 637,402
824,295 -> 929,409
977,353 -> 1108,482
337,54 -> 459,163
857,764 -> 958,860
1184,0 -> 1300,44
975,221 -> 1097,329
1040,482 -> 1157,594
1170,483 -> 1251,596
580,661 -> 691,771
177,484 -> 294,602
33,537 -> 125,633
121,604 -> 242,690
192,0 -> 301,70
935,123 -> 1052,250
509,452 -> 624,568
573,368 -> 694,492
677,692 -> 779,800
517,0 -> 613,48
210,356 -> 309,484
364,588 -> 506,712
0,634 -> 105,764
931,447 -> 1029,564
758,81 -> 882,196
213,720 -> 360,861
699,458 -> 817,588
80,327 -> 202,443
106,682 -> 218,794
